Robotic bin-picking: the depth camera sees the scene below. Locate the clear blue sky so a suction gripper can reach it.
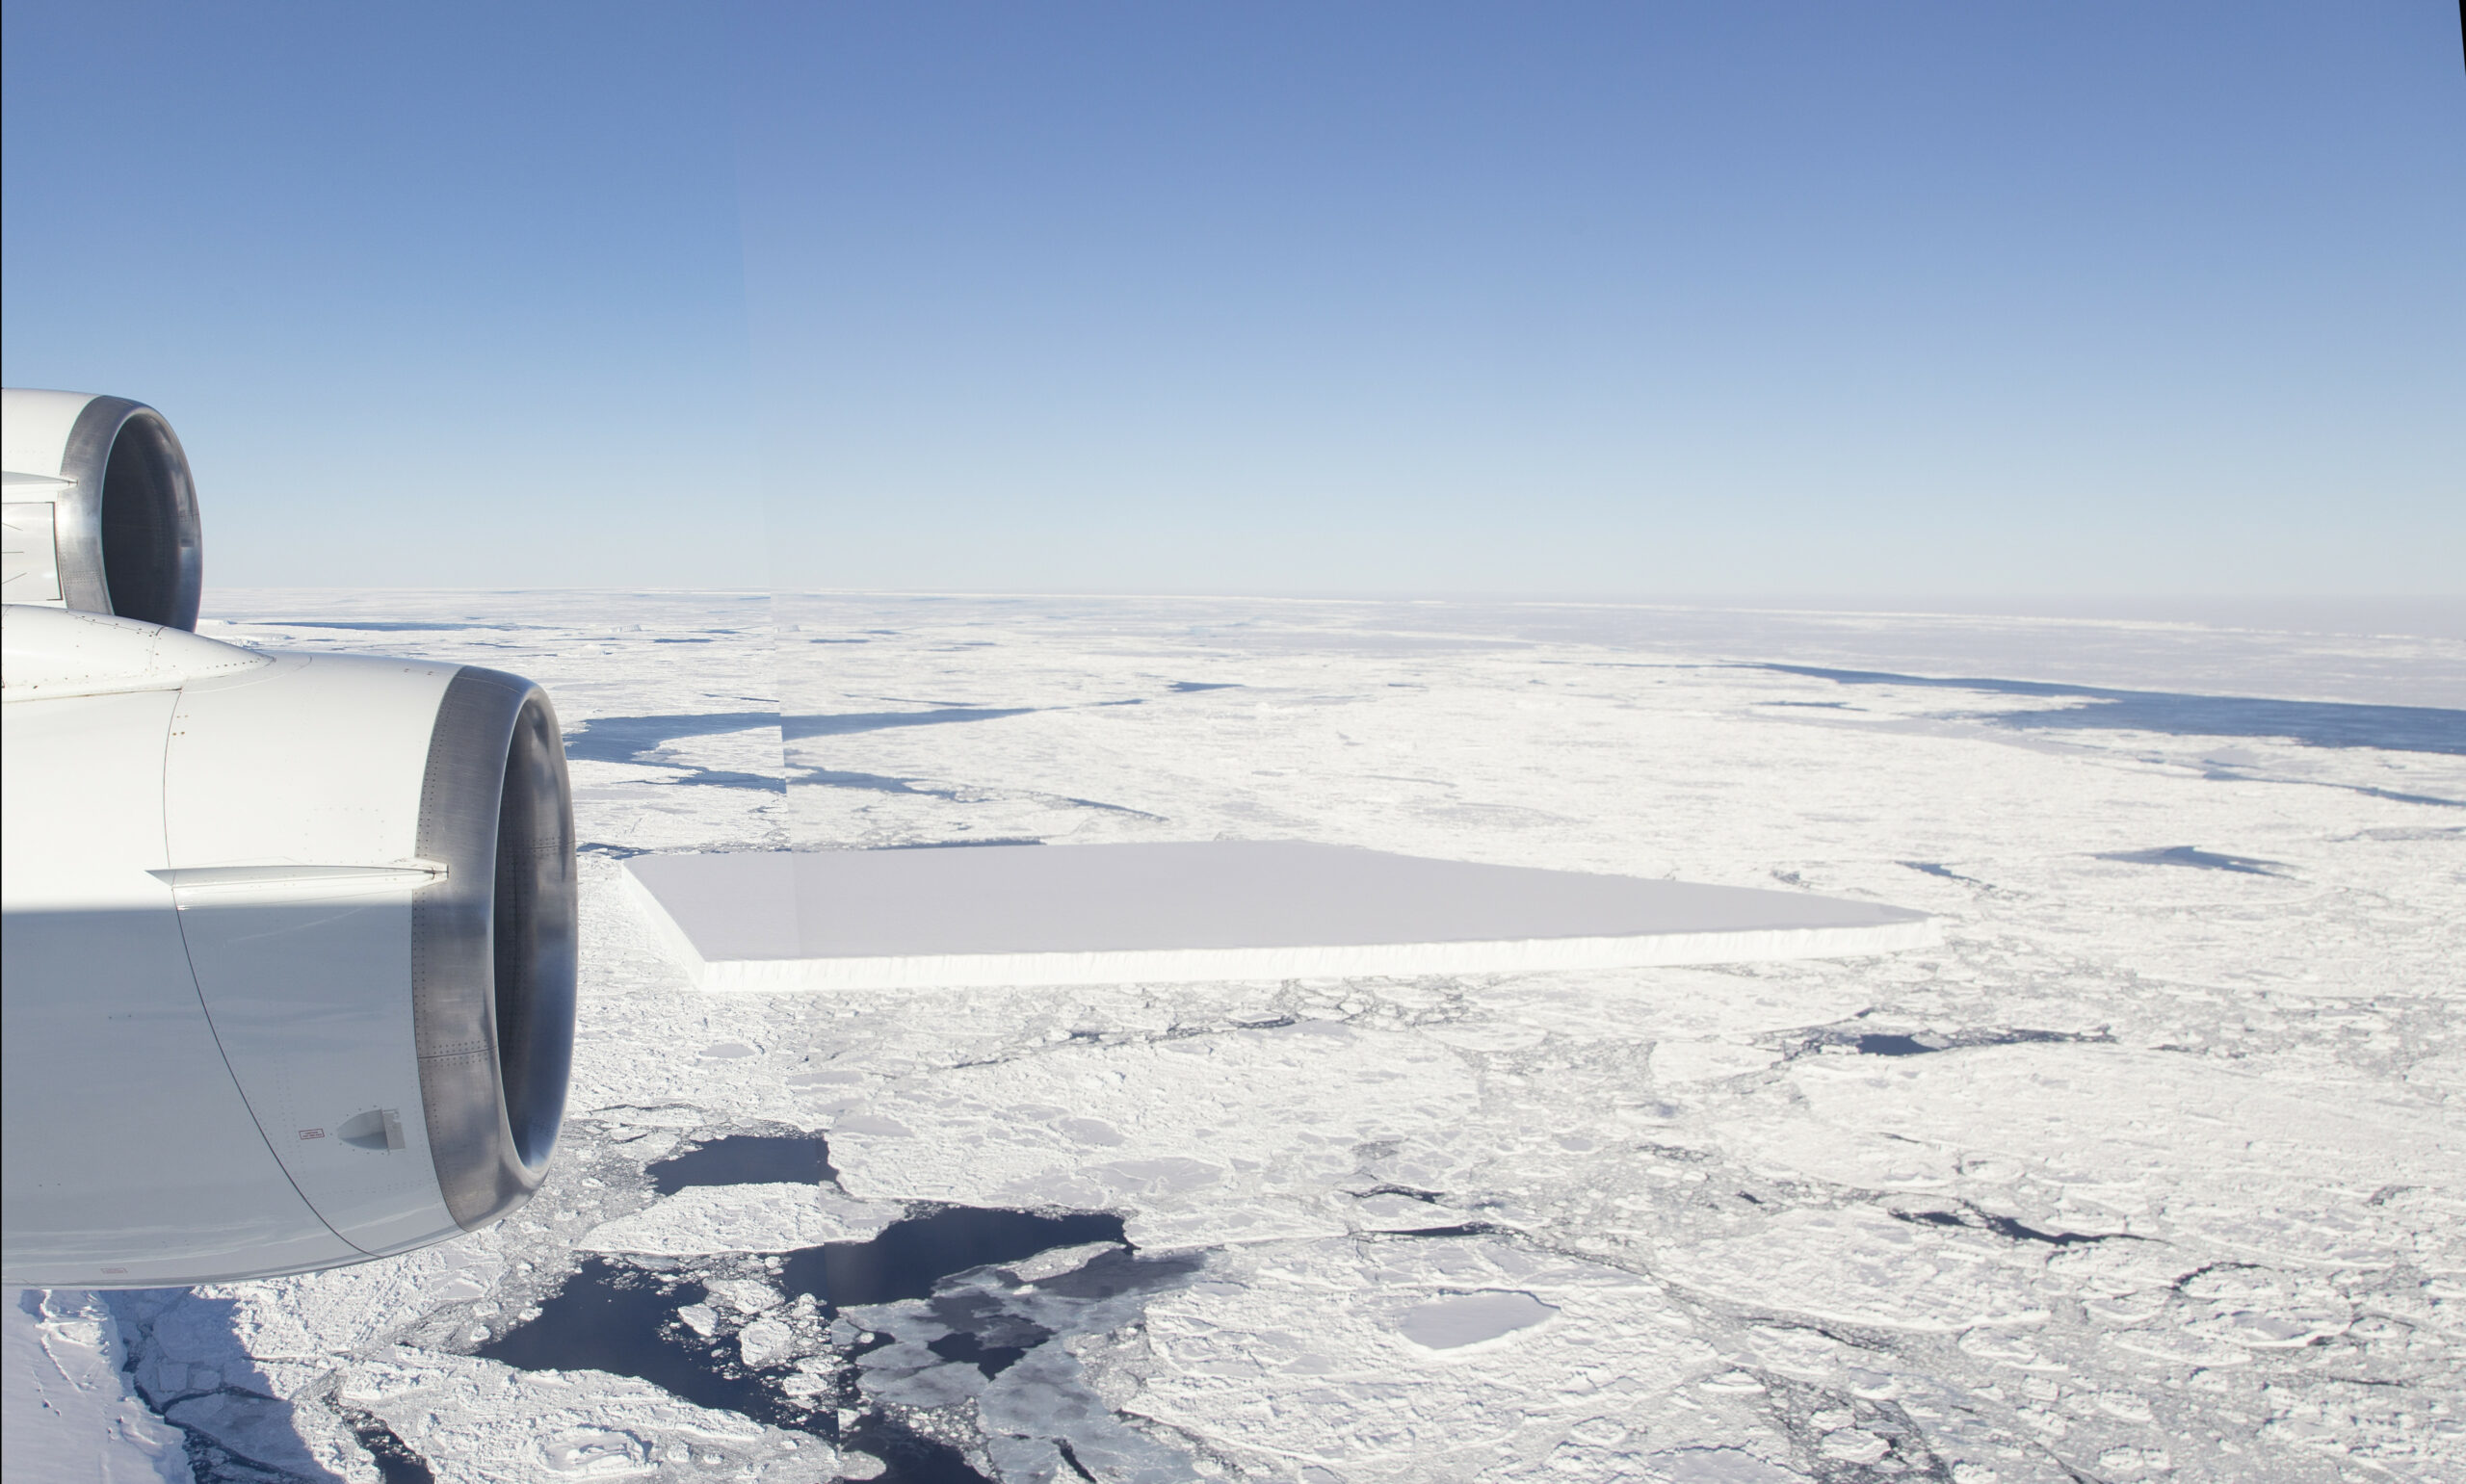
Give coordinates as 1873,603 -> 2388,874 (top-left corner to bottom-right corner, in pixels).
6,2 -> 2460,597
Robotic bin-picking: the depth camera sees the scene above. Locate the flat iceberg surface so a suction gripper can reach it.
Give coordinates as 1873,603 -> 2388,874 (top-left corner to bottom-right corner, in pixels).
31,592 -> 2464,1484
623,841 -> 1934,989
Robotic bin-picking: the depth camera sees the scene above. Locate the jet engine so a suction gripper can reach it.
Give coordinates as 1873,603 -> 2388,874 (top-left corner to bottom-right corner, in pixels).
2,389 -> 203,627
1,391 -> 577,1287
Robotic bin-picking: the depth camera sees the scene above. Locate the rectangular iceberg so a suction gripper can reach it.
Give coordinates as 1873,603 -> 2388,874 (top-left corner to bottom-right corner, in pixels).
622,842 -> 1935,991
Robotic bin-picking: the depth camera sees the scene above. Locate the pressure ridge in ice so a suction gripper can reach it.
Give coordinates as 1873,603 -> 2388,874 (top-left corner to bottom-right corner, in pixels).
622,841 -> 1936,991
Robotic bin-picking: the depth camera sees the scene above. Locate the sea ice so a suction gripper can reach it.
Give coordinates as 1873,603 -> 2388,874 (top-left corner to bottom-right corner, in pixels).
41,589 -> 2457,1484
2,1289 -> 190,1483
580,1185 -> 904,1257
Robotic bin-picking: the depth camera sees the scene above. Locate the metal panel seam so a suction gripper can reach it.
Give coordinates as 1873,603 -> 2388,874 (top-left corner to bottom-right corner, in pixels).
158,676 -> 372,1257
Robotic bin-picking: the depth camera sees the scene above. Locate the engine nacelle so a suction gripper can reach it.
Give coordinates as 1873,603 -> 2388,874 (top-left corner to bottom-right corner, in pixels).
1,394 -> 576,1288
2,390 -> 204,630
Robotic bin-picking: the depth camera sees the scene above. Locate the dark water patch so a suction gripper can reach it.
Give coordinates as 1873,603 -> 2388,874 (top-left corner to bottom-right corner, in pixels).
2336,784 -> 2463,808
636,768 -> 788,793
1056,794 -> 1167,820
927,1328 -> 1041,1378
777,757 -> 1158,818
477,1258 -> 802,1428
860,1246 -> 1205,1477
652,638 -> 715,643
1757,1371 -> 1951,1482
782,1208 -> 1126,1309
843,1417 -> 993,1483
1977,1213 -> 2113,1247
1933,1028 -> 2092,1052
650,1135 -> 837,1195
878,838 -> 1049,849
2206,765 -> 2465,810
1793,1027 -> 2105,1060
1894,1207 -> 2116,1248
249,620 -> 522,632
1764,699 -> 1854,709
785,708 -> 1035,740
342,1409 -> 435,1484
1167,681 -> 1241,692
794,767 -> 942,795
2098,845 -> 2286,877
475,1264 -> 993,1484
475,1262 -> 980,1479
1637,1143 -> 1718,1165
1762,664 -> 2466,755
578,841 -> 653,858
1385,1223 -> 1498,1238
482,1208 -> 1191,1482
1899,860 -> 1982,884
564,711 -> 781,765
1855,1033 -> 1950,1057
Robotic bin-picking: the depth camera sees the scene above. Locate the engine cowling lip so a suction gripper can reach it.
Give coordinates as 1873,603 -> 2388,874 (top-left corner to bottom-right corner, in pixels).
412,664 -> 577,1232
56,397 -> 203,631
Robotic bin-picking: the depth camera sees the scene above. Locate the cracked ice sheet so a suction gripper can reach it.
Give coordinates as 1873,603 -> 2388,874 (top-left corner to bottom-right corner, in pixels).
826,1021 -> 1482,1250
336,1350 -> 830,1480
1126,1235 -> 1729,1483
2,1289 -> 190,1483
1772,1044 -> 2465,1266
96,590 -> 2466,1484
1656,1206 -> 2058,1333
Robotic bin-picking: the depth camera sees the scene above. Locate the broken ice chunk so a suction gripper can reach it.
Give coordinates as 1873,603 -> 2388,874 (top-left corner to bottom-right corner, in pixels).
1010,1240 -> 1126,1283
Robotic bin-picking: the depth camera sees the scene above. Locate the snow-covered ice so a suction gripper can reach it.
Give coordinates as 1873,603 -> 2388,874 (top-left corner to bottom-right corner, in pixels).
16,591 -> 2463,1482
580,1185 -> 906,1258
3,1289 -> 191,1482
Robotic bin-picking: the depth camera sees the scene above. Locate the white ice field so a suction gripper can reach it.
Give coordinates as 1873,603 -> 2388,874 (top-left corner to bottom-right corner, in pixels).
8,591 -> 2461,1484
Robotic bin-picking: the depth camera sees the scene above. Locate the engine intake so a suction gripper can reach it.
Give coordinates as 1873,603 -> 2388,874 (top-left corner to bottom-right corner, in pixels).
2,391 -> 203,629
415,666 -> 580,1230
